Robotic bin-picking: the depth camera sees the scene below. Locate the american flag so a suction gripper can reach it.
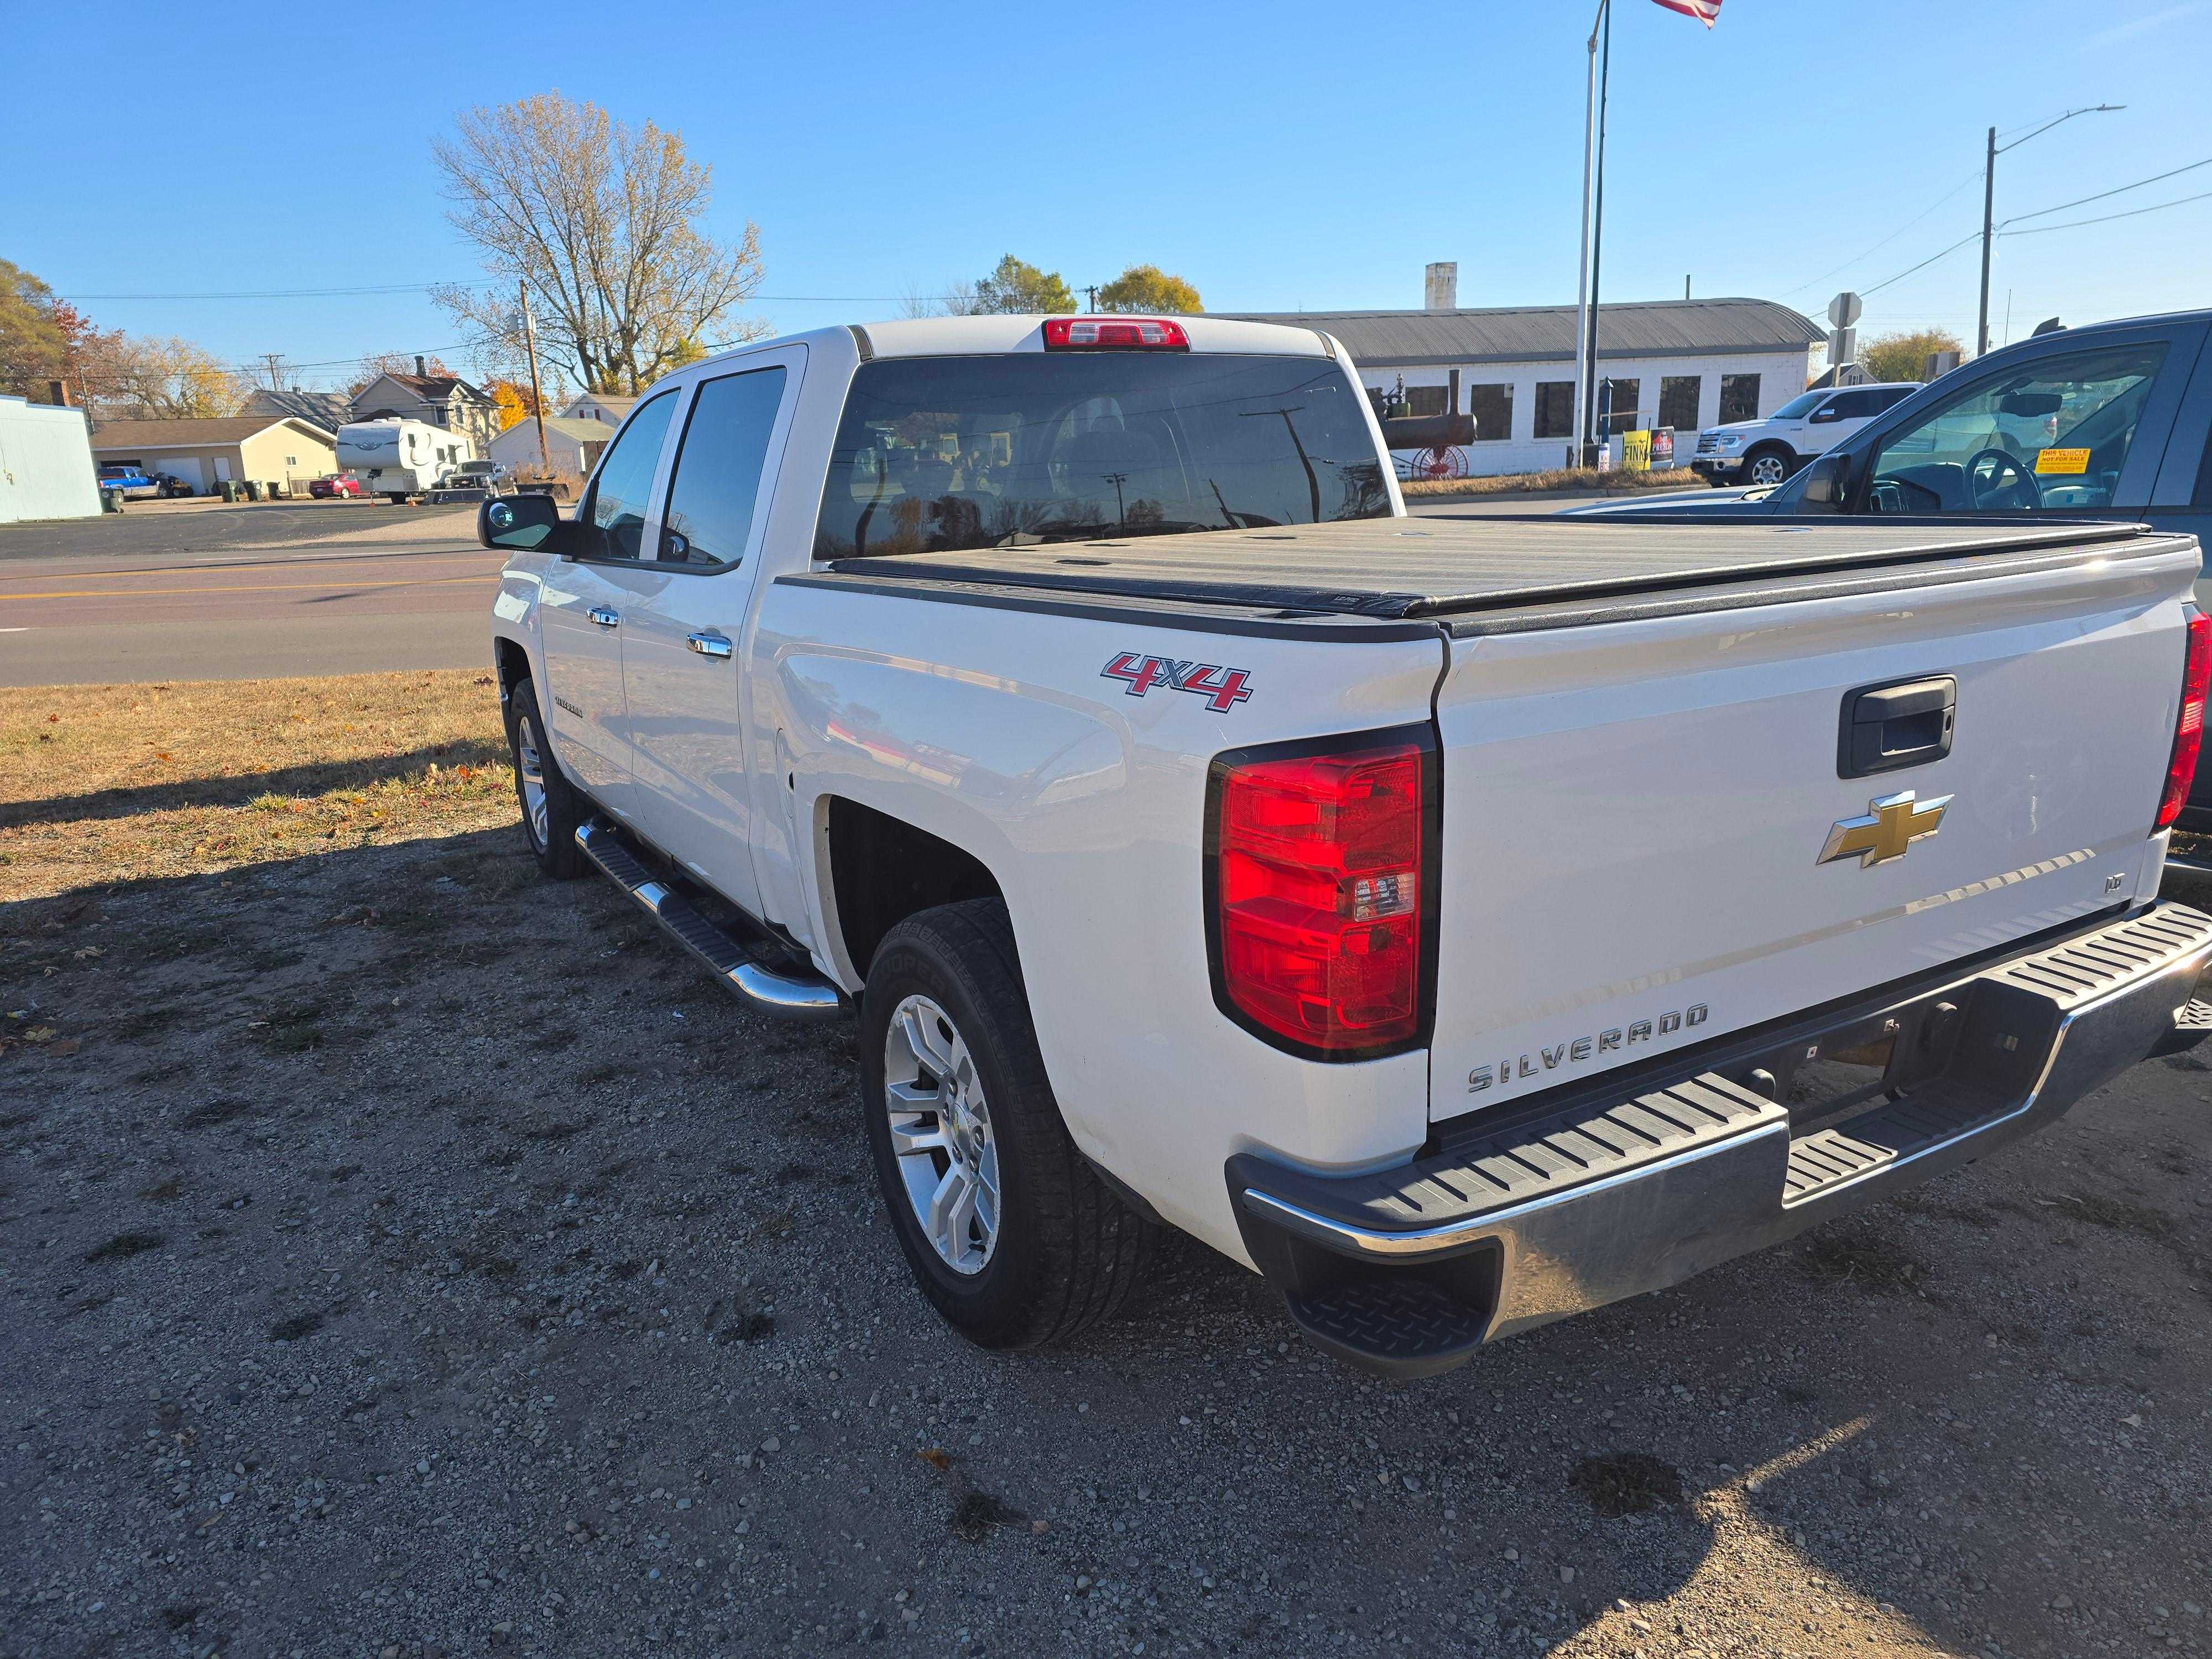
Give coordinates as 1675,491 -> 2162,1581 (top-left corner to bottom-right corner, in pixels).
1651,0 -> 1722,24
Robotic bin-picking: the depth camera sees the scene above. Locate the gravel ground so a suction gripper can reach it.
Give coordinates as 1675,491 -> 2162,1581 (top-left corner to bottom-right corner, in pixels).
3,829 -> 2209,1658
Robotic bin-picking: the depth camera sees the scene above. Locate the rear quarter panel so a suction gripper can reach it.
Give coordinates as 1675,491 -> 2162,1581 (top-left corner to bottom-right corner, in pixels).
749,578 -> 1446,1262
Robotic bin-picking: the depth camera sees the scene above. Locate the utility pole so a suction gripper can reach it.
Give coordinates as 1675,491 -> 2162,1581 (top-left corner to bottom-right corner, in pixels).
1976,124 -> 1996,359
519,279 -> 551,477
259,353 -> 287,393
1083,284 -> 1099,313
1977,104 -> 2122,358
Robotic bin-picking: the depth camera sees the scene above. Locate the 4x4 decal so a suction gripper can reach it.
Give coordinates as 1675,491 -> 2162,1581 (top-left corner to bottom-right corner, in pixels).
1102,652 -> 1254,712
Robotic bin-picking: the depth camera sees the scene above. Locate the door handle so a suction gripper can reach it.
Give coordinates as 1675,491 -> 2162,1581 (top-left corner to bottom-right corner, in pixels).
686,633 -> 733,660
588,607 -> 620,629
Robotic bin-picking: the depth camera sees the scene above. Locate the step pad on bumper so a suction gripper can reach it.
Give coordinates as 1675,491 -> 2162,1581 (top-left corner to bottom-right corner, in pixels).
1283,1281 -> 1488,1381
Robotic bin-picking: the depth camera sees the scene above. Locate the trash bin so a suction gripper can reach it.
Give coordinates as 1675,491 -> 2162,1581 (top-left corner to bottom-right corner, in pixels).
243,480 -> 262,502
100,487 -> 124,513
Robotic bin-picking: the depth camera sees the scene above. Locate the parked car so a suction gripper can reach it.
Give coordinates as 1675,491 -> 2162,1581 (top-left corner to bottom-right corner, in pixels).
1690,382 -> 1921,486
1562,307 -> 2212,828
429,458 -> 515,503
478,314 -> 2212,1379
307,474 -> 366,499
96,463 -> 190,499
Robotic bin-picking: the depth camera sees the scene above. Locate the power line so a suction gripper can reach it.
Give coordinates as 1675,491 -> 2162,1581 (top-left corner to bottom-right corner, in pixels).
1999,153 -> 2212,225
61,281 -> 913,304
1780,168 -> 1985,297
2003,185 -> 2212,236
1858,231 -> 1985,298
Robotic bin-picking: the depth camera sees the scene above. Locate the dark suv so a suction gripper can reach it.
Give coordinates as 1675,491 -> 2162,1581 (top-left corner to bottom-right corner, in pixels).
1562,308 -> 2212,826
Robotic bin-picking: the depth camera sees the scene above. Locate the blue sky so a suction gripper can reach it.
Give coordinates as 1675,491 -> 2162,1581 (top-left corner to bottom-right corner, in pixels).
6,0 -> 2209,389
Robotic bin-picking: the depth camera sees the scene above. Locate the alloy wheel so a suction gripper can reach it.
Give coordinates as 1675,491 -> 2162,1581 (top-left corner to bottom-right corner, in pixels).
882,993 -> 1000,1275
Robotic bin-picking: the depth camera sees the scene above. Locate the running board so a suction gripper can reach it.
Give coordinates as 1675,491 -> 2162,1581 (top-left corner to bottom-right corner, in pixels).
574,820 -> 846,1022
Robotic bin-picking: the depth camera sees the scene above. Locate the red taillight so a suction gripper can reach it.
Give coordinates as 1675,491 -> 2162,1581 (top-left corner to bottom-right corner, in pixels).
2156,606 -> 2212,831
1213,739 -> 1428,1054
1042,317 -> 1190,351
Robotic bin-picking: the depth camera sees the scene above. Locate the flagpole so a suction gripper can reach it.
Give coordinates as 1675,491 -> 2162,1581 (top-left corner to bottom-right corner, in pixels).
1571,0 -> 1604,469
1582,0 -> 1613,468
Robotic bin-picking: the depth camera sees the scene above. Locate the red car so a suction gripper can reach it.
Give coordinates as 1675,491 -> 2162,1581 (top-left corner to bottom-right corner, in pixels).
307,474 -> 366,498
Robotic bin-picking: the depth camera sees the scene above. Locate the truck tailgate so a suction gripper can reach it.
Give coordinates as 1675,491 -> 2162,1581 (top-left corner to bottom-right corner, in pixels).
1429,533 -> 2200,1120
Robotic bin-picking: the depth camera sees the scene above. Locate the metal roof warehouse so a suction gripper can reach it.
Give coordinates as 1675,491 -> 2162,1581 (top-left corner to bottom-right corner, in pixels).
1223,296 -> 1825,478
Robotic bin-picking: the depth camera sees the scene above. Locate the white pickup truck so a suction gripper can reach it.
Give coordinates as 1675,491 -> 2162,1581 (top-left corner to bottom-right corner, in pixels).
481,314 -> 2212,1379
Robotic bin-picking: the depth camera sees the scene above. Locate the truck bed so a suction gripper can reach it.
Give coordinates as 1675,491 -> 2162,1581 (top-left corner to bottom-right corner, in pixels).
818,516 -> 2179,630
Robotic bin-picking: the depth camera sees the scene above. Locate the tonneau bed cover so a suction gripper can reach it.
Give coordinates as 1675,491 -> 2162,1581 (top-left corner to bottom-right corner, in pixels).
822,516 -> 2176,626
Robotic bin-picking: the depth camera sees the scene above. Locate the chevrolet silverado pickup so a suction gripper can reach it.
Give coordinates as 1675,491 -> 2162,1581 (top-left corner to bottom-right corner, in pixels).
479,314 -> 2212,1378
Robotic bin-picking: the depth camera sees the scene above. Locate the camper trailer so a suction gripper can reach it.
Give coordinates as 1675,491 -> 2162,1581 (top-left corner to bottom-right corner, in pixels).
334,418 -> 471,503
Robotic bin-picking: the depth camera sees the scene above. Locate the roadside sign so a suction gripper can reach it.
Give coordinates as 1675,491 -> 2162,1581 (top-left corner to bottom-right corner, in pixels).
1828,291 -> 1863,329
1622,430 -> 1653,472
1652,427 -> 1675,467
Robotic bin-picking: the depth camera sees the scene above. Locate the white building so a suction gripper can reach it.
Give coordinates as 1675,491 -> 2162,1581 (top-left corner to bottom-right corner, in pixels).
559,392 -> 637,427
488,416 -> 611,479
1222,296 -> 1825,477
0,395 -> 100,523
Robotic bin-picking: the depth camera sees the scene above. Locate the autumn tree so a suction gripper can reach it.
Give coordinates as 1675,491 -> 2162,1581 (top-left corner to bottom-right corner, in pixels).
971,255 -> 1075,315
485,377 -> 537,430
430,91 -> 766,395
75,334 -> 245,419
1097,264 -> 1201,314
0,259 -> 69,397
1859,327 -> 1963,385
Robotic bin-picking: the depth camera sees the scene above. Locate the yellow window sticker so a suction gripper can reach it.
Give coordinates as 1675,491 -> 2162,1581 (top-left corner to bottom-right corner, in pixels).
2034,447 -> 2090,475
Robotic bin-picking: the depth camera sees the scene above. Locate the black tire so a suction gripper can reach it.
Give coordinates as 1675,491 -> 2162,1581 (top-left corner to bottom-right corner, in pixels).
503,679 -> 585,879
1744,446 -> 1797,487
860,899 -> 1153,1349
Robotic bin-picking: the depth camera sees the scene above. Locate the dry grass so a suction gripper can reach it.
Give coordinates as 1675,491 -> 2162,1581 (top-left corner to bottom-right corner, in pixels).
1400,466 -> 1705,498
0,670 -> 514,901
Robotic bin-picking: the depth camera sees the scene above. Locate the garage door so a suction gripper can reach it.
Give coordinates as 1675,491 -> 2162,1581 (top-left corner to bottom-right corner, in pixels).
153,456 -> 205,492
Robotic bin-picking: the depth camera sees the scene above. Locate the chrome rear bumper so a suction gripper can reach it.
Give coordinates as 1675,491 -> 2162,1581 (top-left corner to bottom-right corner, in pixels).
1229,902 -> 2212,1378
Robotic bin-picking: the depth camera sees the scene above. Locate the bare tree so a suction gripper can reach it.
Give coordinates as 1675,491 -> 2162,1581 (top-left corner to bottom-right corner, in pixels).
897,279 -> 985,319
430,92 -> 766,395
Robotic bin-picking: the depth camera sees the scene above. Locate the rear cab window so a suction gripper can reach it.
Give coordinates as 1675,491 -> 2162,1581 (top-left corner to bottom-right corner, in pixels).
813,353 -> 1390,559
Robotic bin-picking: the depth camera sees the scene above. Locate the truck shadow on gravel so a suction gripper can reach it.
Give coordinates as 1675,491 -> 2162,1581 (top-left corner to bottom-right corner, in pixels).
4,828 -> 2208,1657
0,740 -> 511,832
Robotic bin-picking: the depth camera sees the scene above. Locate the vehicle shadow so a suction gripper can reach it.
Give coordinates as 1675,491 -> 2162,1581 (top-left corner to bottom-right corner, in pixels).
5,827 -> 2200,1658
0,738 -> 510,830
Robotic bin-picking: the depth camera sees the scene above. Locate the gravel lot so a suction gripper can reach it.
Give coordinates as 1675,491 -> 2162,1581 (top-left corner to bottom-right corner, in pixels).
4,825 -> 2210,1658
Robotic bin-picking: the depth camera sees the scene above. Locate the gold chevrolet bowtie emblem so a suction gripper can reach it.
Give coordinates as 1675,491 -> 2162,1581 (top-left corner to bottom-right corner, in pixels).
1818,789 -> 1952,868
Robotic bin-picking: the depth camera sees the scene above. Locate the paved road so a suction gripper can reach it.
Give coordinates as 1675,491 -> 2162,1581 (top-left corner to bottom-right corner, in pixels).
0,504 -> 497,686
0,493 -> 1713,686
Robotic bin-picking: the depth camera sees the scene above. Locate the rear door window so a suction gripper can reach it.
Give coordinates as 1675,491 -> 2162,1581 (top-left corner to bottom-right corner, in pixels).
658,367 -> 787,568
814,353 -> 1389,558
1865,343 -> 2168,513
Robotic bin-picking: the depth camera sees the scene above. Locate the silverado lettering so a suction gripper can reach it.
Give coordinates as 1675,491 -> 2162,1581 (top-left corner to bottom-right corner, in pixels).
1466,1004 -> 1711,1094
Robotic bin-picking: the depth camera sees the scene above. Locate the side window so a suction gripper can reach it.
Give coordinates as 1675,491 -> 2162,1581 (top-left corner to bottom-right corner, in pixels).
1719,374 -> 1761,424
1533,381 -> 1576,439
1865,342 -> 2167,515
658,366 -> 789,568
1466,383 -> 1512,441
581,390 -> 679,559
